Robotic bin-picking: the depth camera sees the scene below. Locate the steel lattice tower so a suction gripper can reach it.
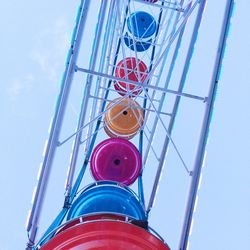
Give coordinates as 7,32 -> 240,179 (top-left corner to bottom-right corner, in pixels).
26,0 -> 234,249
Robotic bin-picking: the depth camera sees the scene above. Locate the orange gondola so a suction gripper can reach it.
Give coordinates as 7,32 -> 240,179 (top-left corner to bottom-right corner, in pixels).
104,98 -> 144,139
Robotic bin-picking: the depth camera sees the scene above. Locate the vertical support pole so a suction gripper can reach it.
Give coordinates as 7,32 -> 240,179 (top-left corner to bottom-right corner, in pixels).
179,1 -> 234,249
36,3 -> 111,245
142,0 -> 185,166
85,0 -> 116,153
147,0 -> 206,214
64,0 -> 108,201
25,1 -> 90,249
138,0 -> 166,209
68,0 -> 131,204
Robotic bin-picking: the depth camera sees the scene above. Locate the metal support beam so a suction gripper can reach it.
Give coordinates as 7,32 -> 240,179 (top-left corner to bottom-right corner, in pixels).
64,0 -> 108,200
25,1 -> 90,248
147,0 -> 206,214
76,66 -> 206,101
179,1 -> 235,249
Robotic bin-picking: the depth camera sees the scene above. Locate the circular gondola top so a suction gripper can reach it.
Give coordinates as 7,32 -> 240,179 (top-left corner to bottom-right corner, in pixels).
67,181 -> 146,220
114,57 -> 148,96
127,11 -> 156,39
90,138 -> 142,185
41,220 -> 171,250
104,97 -> 144,140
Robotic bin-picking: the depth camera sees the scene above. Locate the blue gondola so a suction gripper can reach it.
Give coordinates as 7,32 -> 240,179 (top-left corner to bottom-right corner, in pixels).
127,11 -> 156,39
67,181 -> 147,220
124,32 -> 152,52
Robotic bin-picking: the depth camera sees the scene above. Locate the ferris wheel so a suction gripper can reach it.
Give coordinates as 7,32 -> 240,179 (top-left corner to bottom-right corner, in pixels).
25,0 -> 234,249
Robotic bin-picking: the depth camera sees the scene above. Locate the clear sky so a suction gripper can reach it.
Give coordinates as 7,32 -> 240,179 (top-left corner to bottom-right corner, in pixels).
0,0 -> 249,250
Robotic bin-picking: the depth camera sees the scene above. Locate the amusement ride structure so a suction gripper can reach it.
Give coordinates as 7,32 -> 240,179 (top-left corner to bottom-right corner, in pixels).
25,0 -> 234,249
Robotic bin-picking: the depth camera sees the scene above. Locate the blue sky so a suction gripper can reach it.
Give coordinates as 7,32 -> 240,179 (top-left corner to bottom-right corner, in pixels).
0,0 -> 249,249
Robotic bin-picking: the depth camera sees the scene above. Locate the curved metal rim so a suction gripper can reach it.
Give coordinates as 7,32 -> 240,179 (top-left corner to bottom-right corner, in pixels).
40,220 -> 170,250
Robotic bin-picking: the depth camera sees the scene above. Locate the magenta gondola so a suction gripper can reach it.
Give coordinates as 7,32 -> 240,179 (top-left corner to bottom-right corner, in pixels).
90,138 -> 142,185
